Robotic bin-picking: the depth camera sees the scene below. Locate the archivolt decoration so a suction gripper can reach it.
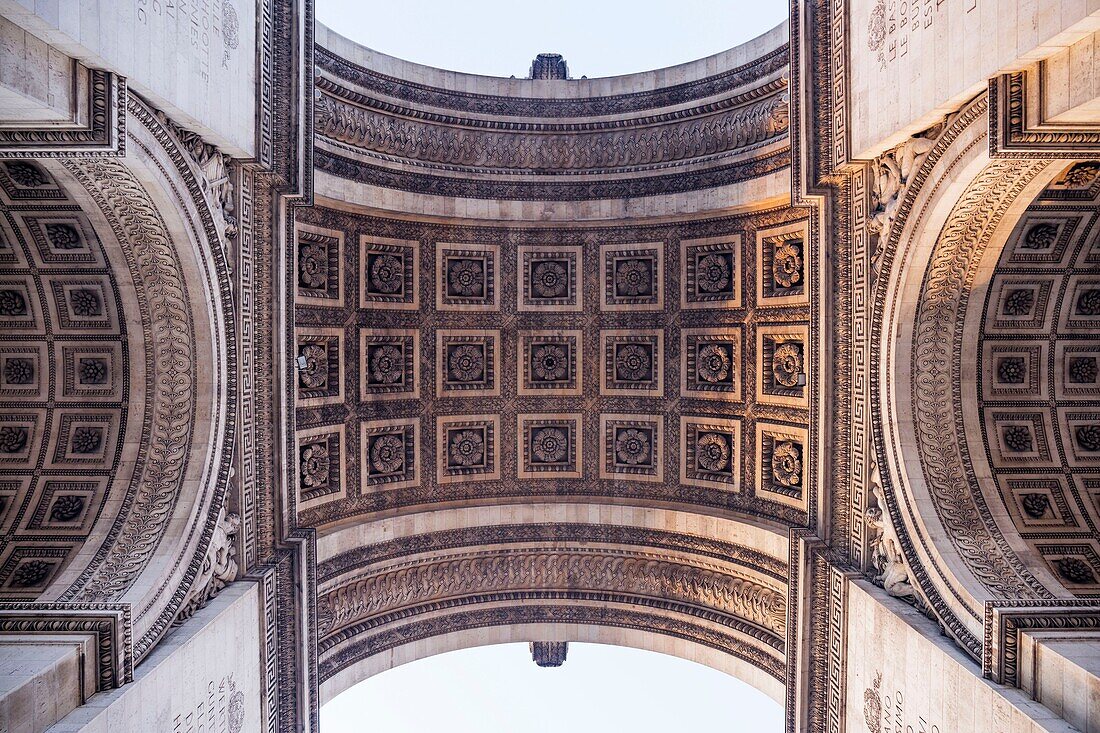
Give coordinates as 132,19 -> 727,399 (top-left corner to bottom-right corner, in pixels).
313,36 -> 791,201
39,97 -> 238,659
318,550 -> 788,637
863,95 -> 1100,659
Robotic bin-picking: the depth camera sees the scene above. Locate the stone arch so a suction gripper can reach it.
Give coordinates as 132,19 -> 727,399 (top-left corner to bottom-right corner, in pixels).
0,95 -> 237,661
872,93 -> 1096,654
314,503 -> 791,707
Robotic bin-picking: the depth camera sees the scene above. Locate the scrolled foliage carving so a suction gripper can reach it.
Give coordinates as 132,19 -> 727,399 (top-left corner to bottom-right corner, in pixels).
319,550 -> 788,638
56,152 -> 216,622
315,90 -> 789,175
910,159 -> 1054,601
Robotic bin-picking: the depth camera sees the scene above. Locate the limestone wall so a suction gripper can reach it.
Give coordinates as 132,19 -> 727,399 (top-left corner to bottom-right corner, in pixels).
49,583 -> 263,733
0,0 -> 256,155
848,0 -> 1100,159
845,580 -> 1076,733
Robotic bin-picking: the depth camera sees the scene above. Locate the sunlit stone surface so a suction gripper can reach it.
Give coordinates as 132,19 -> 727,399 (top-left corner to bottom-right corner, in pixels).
0,1 -> 1097,731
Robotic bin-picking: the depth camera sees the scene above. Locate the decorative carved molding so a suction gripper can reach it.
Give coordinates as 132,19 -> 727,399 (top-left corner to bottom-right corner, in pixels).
990,70 -> 1100,158
58,157 -> 198,606
318,603 -> 786,685
318,523 -> 788,584
313,37 -> 791,200
315,86 -> 789,174
983,600 -> 1100,686
0,67 -> 127,158
910,157 -> 1054,604
0,602 -> 132,690
316,44 -> 789,118
315,146 -> 791,201
319,549 -> 788,638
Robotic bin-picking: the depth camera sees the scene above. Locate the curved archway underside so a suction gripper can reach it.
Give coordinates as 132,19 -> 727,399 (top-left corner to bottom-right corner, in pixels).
295,23 -> 812,704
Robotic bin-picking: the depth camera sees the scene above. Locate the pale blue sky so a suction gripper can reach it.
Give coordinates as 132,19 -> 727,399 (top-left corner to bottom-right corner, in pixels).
321,643 -> 784,732
315,1 -> 789,729
316,0 -> 789,79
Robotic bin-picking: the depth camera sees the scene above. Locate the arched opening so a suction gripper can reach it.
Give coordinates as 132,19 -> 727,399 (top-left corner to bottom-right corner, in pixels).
0,94 -> 238,662
873,90 -> 1100,654
322,642 -> 784,732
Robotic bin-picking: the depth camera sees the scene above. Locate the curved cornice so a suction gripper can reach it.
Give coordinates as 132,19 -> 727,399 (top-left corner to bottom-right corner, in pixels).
313,25 -> 791,204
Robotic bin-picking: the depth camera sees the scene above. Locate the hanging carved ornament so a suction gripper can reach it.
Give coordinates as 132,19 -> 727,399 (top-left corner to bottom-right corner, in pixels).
614,259 -> 652,296
2,358 -> 33,385
532,345 -> 568,382
772,242 -> 803,288
615,345 -> 651,381
531,427 -> 568,463
448,260 -> 485,297
1022,223 -> 1058,249
448,345 -> 485,382
370,434 -> 405,474
298,243 -> 329,288
696,344 -> 731,383
771,441 -> 801,487
5,161 -> 48,187
0,290 -> 26,316
696,254 -> 731,293
46,223 -> 83,249
771,342 -> 803,387
449,430 -> 485,467
300,443 -> 330,489
614,429 -> 651,466
0,427 -> 28,453
370,254 -> 404,294
696,433 -> 730,472
532,261 -> 568,298
298,344 -> 329,389
369,345 -> 404,384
